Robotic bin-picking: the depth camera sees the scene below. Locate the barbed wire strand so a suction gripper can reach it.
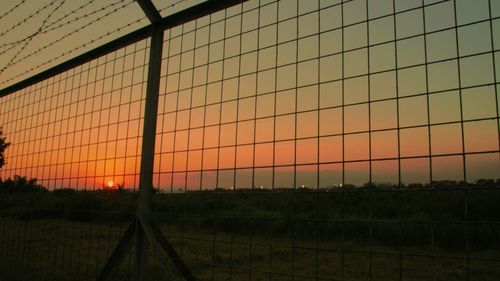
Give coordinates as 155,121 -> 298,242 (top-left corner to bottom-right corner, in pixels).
44,0 -> 128,35
0,0 -> 66,75
0,0 -> 61,38
0,0 -> 99,52
0,0 -> 138,85
1,0 -> 191,86
2,0 -> 136,71
0,0 -> 126,52
159,0 -> 190,13
0,0 -> 26,20
0,17 -> 145,87
44,0 -> 100,30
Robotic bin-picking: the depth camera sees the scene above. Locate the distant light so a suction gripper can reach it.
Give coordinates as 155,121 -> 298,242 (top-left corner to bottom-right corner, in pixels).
107,181 -> 114,188
301,184 -> 305,188
260,185 -> 264,189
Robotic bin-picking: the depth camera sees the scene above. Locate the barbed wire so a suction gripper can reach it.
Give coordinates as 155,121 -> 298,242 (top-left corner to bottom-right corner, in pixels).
0,3 -> 145,86
0,0 -> 26,19
44,0 -> 128,34
0,0 -> 98,52
0,0 -> 125,52
2,0 -> 136,71
43,0 -> 100,30
0,0 -> 193,87
159,0 -> 190,13
0,0 -> 61,39
0,0 -> 66,74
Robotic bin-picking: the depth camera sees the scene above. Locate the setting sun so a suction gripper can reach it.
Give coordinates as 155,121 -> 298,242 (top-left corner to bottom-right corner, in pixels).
107,181 -> 114,189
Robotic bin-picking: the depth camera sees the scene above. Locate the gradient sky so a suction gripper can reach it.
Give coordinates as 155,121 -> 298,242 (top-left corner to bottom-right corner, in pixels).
1,0 -> 499,190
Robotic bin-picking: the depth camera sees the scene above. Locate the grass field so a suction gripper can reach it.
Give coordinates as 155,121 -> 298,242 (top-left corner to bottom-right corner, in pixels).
1,187 -> 500,280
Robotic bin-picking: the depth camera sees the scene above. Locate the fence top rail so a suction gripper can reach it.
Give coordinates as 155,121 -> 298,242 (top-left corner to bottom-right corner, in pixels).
0,0 -> 246,98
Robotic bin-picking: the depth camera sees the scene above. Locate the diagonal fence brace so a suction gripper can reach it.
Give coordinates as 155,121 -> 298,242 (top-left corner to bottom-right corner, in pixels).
98,219 -> 137,281
97,216 -> 196,281
98,1 -> 248,280
138,215 -> 196,281
97,216 -> 197,281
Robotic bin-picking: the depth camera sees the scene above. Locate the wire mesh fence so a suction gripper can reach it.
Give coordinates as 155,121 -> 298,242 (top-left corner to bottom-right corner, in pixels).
0,0 -> 500,280
1,187 -> 499,281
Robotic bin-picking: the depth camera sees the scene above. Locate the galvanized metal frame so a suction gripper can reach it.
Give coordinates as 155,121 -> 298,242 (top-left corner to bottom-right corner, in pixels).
93,1 -> 248,280
134,0 -> 164,275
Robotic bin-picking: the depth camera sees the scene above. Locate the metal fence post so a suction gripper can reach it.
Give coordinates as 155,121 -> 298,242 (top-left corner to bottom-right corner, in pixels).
134,1 -> 162,279
100,2 -> 247,280
135,22 -> 163,281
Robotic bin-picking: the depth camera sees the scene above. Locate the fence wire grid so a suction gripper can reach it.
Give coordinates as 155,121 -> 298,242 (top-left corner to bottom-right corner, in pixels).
0,0 -> 500,280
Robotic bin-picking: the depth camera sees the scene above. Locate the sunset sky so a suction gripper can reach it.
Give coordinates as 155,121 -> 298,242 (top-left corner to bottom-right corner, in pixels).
1,0 -> 499,190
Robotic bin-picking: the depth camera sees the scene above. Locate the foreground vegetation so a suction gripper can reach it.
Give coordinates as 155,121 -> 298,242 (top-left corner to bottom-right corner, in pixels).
0,177 -> 500,280
1,215 -> 499,281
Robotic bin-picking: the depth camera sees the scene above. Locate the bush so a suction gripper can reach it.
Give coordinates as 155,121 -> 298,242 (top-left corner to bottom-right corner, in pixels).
0,175 -> 47,193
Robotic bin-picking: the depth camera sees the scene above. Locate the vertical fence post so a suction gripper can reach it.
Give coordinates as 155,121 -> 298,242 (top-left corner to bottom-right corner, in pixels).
135,23 -> 163,280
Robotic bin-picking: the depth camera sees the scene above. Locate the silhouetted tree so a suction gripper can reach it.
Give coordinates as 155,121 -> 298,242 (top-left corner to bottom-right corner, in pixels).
0,127 -> 11,169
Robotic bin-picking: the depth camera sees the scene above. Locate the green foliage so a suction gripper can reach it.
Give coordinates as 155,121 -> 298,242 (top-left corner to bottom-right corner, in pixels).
0,178 -> 499,252
0,175 -> 47,193
0,126 -> 11,169
2,184 -> 499,251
